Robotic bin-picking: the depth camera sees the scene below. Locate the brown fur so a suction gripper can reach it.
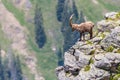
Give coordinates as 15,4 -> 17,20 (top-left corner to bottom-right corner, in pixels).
69,14 -> 94,41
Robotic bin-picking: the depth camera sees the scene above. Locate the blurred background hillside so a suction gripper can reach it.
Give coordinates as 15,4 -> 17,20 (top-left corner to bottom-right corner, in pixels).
0,0 -> 120,80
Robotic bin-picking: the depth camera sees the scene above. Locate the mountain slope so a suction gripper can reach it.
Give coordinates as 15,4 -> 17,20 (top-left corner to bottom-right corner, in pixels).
0,0 -> 44,80
75,0 -> 120,22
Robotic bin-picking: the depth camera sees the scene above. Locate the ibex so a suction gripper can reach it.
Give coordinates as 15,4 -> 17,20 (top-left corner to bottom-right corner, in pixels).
69,14 -> 94,41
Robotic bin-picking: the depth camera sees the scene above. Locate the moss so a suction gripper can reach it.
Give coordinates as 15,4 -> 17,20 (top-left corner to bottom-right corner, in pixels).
98,33 -> 106,39
84,65 -> 90,71
112,74 -> 120,80
89,57 -> 94,64
86,40 -> 93,45
106,18 -> 113,21
116,64 -> 120,73
106,46 -> 114,52
116,12 -> 120,19
100,33 -> 106,39
65,71 -> 71,77
116,49 -> 120,53
89,49 -> 96,55
110,75 -> 113,80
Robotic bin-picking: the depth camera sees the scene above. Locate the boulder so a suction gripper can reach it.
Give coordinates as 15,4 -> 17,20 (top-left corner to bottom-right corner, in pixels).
101,26 -> 120,50
104,12 -> 118,20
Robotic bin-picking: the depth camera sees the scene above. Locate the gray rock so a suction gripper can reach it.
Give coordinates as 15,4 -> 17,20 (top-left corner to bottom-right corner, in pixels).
75,49 -> 91,68
94,54 -> 111,70
56,66 -> 64,73
97,20 -> 115,32
101,26 -> 120,49
78,44 -> 95,55
64,52 -> 78,68
90,37 -> 102,44
94,53 -> 120,71
57,70 -> 69,80
56,64 -> 110,80
104,12 -> 118,19
79,65 -> 110,80
72,41 -> 86,49
107,53 -> 120,63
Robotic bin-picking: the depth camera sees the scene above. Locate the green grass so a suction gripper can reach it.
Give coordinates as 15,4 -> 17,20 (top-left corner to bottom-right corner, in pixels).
75,0 -> 103,22
28,34 -> 58,80
1,0 -> 25,26
106,46 -> 114,52
75,0 -> 120,22
1,0 -> 60,79
98,0 -> 120,11
84,65 -> 91,71
25,0 -> 62,79
0,24 -> 11,50
26,1 -> 62,79
20,55 -> 35,80
25,0 -> 60,79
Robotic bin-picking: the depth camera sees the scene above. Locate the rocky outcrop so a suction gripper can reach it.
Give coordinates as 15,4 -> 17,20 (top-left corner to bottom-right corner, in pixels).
56,12 -> 120,80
